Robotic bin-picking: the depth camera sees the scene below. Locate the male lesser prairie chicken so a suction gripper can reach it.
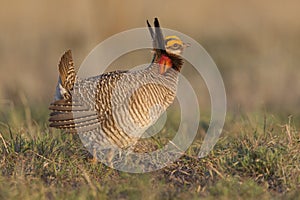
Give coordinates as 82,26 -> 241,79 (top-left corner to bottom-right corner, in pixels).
49,18 -> 188,151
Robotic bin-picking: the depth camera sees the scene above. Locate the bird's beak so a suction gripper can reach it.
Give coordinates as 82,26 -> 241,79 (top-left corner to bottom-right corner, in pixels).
183,42 -> 191,48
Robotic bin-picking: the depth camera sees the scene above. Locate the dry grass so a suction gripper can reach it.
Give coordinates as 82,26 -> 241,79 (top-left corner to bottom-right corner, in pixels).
0,1 -> 300,199
0,104 -> 299,199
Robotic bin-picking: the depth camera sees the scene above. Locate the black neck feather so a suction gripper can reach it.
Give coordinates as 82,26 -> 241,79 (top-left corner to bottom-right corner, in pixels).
167,53 -> 184,72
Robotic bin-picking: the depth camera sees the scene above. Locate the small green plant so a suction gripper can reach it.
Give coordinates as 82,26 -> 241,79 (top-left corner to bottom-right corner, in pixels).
0,105 -> 299,199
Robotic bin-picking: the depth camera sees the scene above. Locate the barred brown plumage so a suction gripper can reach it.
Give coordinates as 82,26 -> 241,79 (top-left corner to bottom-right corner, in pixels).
49,18 -> 188,151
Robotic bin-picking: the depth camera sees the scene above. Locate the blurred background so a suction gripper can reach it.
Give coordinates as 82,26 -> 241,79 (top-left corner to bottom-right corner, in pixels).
0,0 -> 299,116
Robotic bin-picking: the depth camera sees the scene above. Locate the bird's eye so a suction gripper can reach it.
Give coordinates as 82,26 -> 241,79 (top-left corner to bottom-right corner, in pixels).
173,43 -> 179,48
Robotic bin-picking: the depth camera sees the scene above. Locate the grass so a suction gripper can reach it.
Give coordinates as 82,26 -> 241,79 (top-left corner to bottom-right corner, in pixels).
1,1 -> 300,199
0,104 -> 299,200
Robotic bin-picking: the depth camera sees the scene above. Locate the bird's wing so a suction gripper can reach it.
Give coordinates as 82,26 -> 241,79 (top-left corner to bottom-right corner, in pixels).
49,71 -> 125,133
49,70 -> 137,148
49,100 -> 100,133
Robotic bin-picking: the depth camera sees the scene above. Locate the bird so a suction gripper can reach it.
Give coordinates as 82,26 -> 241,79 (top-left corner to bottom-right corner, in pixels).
49,18 -> 189,152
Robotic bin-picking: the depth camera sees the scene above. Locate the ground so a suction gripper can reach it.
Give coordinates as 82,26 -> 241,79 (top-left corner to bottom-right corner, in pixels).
0,104 -> 299,200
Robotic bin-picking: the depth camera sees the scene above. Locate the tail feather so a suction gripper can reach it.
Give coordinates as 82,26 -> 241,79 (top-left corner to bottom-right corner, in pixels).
58,50 -> 76,91
54,50 -> 76,100
49,50 -> 102,134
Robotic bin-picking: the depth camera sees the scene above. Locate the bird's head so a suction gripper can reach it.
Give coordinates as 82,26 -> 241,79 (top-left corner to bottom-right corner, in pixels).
147,18 -> 189,74
155,35 -> 188,74
164,35 -> 189,56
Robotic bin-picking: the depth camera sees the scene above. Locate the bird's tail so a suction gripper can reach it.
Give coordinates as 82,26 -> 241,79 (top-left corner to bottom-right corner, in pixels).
54,50 -> 76,100
49,50 -> 91,133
